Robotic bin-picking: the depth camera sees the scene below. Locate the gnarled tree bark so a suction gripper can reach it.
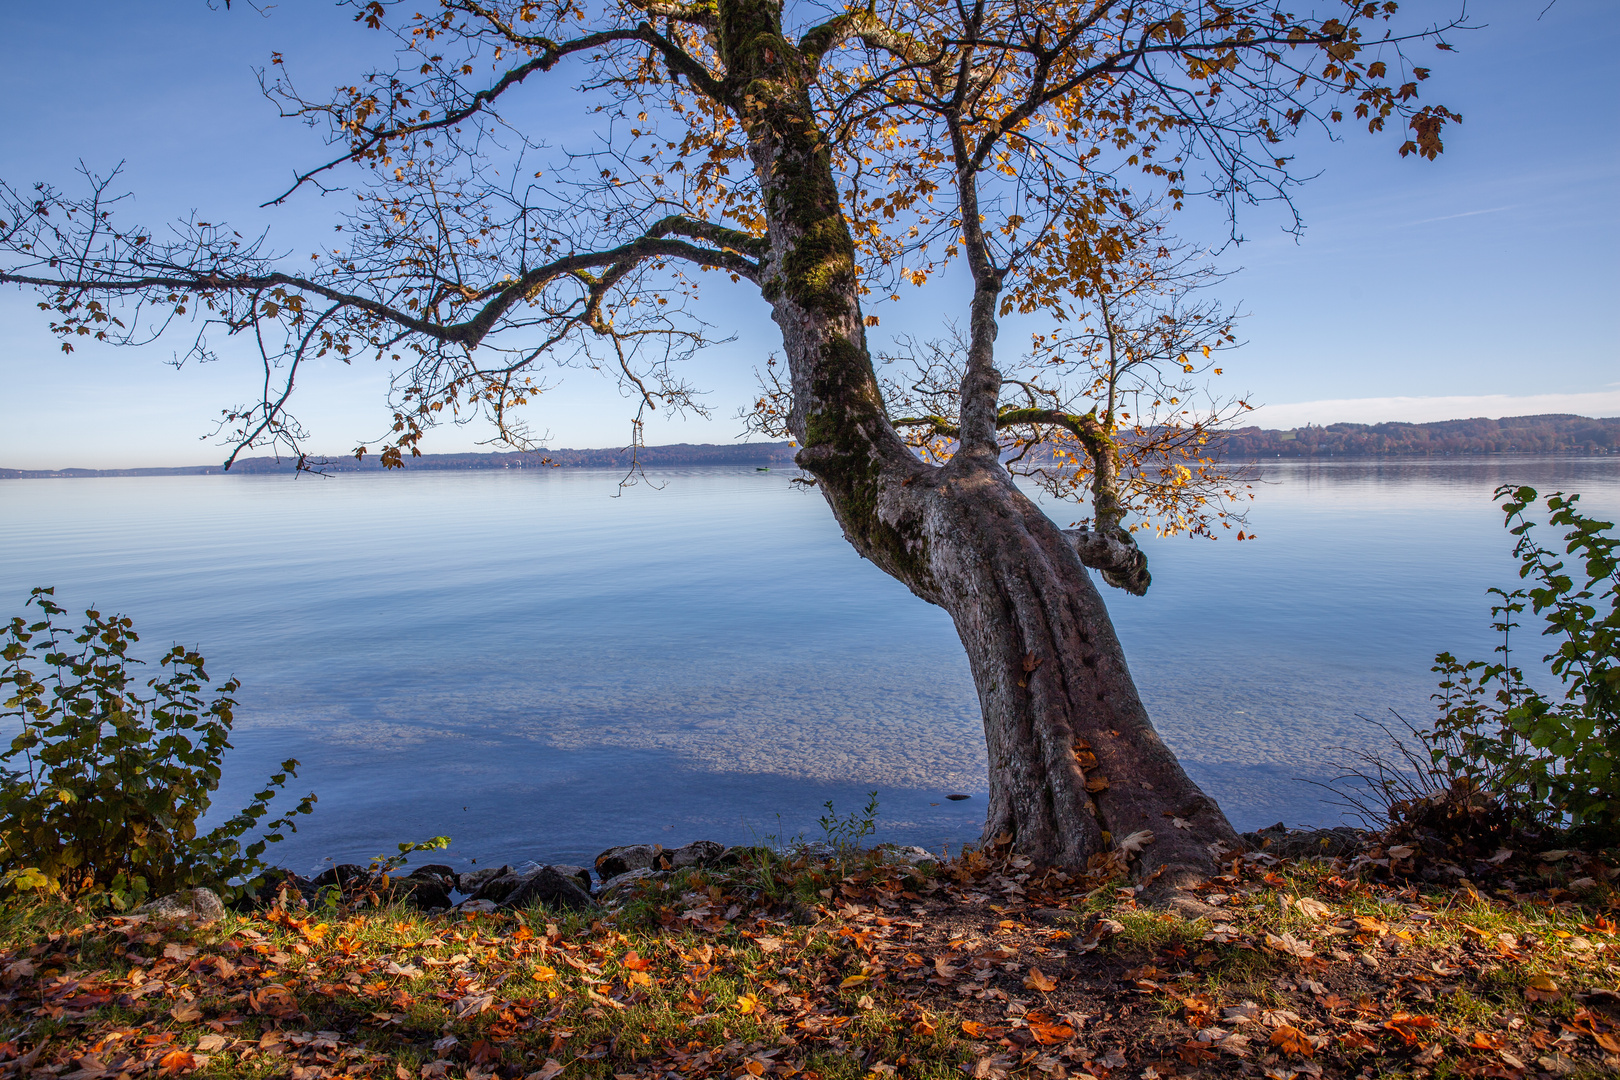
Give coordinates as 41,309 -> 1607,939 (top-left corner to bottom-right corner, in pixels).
725,0 -> 1237,884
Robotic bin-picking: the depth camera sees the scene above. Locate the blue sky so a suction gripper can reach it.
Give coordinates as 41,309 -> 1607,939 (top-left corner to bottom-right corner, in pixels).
1,0 -> 1616,468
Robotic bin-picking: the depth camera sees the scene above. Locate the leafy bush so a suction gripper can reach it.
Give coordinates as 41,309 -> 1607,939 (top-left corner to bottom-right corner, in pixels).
1426,485 -> 1618,834
0,588 -> 316,908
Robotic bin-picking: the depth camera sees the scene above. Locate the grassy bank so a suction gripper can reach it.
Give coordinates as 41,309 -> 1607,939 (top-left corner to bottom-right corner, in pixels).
1,846 -> 1617,1080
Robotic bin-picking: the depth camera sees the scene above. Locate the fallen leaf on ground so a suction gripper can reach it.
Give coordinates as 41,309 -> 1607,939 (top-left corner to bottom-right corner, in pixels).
1024,968 -> 1057,992
248,984 -> 299,1019
1026,1015 -> 1074,1044
1294,897 -> 1331,919
157,1050 -> 196,1075
454,993 -> 495,1019
1270,1026 -> 1315,1057
1525,976 -> 1561,1002
526,1060 -> 565,1080
1265,932 -> 1315,959
1383,1014 -> 1439,1046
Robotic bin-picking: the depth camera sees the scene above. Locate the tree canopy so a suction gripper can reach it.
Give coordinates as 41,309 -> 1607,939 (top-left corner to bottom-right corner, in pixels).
2,0 -> 1461,542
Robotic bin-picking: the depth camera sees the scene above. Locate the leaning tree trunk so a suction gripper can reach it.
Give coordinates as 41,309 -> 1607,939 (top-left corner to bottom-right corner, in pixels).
720,0 -> 1237,883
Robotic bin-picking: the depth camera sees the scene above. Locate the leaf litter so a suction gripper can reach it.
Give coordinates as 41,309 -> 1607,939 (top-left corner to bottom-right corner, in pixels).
0,840 -> 1616,1080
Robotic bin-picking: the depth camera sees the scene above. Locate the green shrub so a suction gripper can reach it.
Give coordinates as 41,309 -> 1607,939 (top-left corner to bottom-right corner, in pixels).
0,587 -> 316,908
1426,485 -> 1619,833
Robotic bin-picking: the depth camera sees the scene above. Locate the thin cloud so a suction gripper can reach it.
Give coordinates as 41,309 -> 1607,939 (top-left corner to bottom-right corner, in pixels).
1403,205 -> 1516,227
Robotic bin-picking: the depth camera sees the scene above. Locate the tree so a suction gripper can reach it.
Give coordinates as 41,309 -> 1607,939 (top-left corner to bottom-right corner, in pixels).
0,0 -> 1462,888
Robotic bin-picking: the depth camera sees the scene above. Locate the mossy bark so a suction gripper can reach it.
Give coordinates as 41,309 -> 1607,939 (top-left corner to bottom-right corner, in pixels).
719,0 -> 1236,882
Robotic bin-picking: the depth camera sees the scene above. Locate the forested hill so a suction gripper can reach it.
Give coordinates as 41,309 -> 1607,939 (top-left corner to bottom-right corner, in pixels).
5,415 -> 1617,477
1219,414 -> 1617,458
0,442 -> 799,479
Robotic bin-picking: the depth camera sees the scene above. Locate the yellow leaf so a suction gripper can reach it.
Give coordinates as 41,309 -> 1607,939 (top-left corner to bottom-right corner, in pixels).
838,974 -> 869,990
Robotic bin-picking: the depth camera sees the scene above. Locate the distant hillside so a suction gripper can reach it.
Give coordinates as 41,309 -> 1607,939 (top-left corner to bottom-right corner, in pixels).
0,442 -> 798,479
6,415 -> 1618,478
1220,414 -> 1617,458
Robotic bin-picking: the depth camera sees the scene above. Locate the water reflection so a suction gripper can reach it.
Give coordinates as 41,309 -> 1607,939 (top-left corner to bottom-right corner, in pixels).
0,457 -> 1614,870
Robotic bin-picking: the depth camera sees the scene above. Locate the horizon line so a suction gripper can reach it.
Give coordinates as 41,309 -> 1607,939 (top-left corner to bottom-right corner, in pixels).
4,411 -> 1617,476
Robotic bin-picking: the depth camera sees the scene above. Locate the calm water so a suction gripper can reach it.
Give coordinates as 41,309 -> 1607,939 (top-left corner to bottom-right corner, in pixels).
2,458 -> 1617,874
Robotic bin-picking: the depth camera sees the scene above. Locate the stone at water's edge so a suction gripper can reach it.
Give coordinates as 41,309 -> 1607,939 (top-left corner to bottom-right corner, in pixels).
598,867 -> 667,904
393,873 -> 453,910
669,840 -> 725,869
458,865 -> 511,895
549,865 -> 593,892
1240,824 -> 1368,859
595,840 -> 727,879
595,845 -> 660,879
500,867 -> 595,911
137,888 -> 225,925
464,869 -> 525,905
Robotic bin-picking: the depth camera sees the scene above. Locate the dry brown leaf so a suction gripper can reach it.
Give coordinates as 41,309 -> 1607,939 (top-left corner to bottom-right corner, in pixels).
248,983 -> 300,1019
1264,932 -> 1315,959
1024,967 -> 1058,992
1524,975 -> 1561,1002
1294,897 -> 1331,919
454,992 -> 495,1019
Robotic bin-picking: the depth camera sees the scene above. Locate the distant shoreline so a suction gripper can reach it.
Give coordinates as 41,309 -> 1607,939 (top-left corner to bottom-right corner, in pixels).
4,413 -> 1615,478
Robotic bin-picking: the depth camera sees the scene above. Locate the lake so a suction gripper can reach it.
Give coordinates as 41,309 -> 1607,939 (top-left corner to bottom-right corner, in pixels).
2,457 -> 1617,875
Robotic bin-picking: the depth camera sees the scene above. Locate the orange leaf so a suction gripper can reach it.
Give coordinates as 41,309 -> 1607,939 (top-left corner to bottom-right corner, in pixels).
621,951 -> 653,971
159,1050 -> 197,1075
1027,1019 -> 1075,1045
248,983 -> 300,1019
1269,1026 -> 1314,1057
1382,1014 -> 1439,1046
